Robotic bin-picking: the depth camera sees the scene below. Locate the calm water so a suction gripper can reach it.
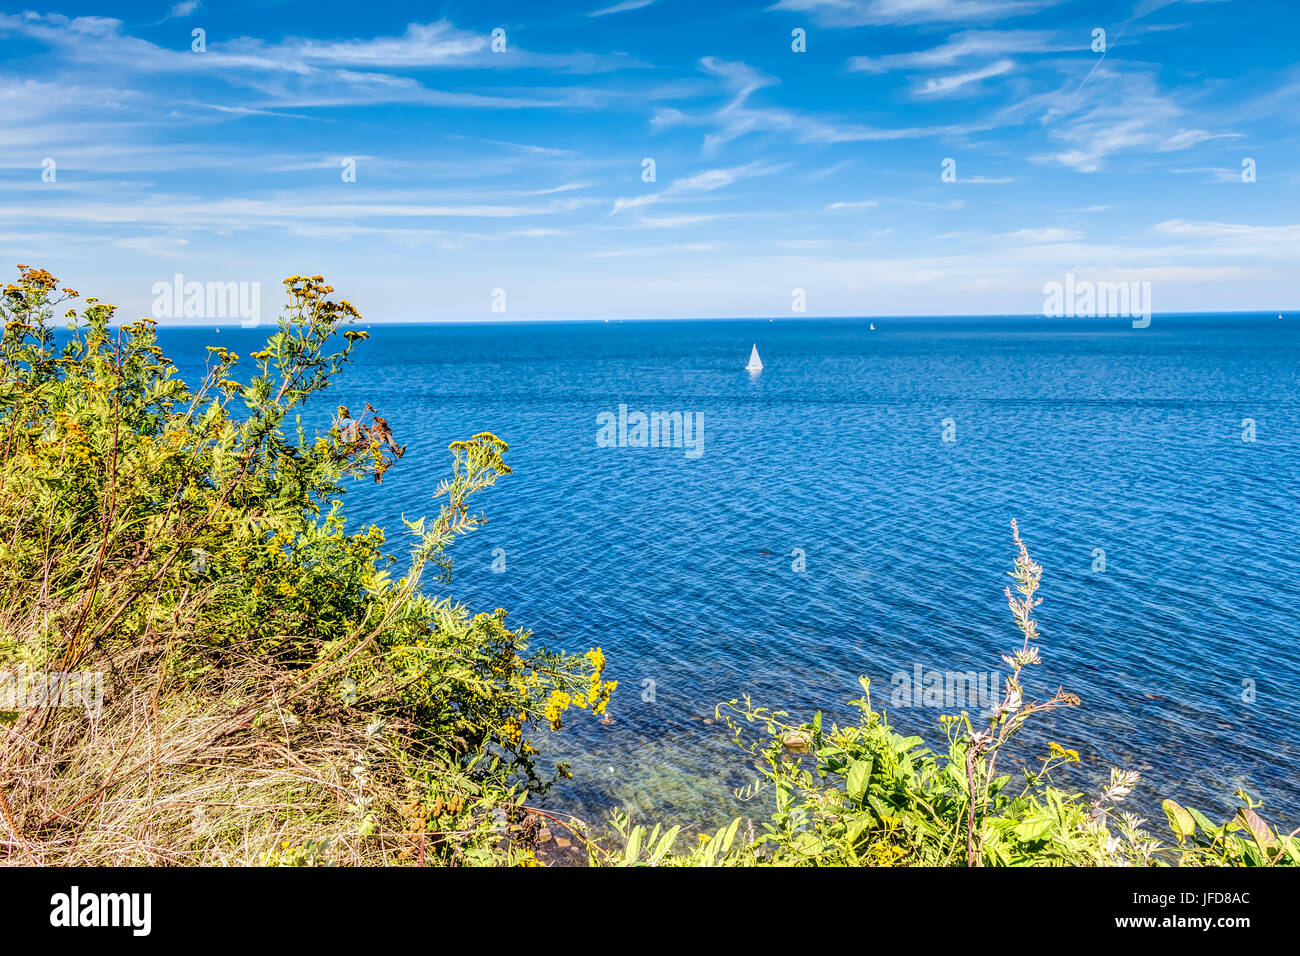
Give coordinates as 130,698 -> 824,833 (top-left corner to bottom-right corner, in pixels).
158,314 -> 1300,829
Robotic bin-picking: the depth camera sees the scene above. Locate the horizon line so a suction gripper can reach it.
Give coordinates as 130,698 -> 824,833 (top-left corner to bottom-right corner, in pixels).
103,309 -> 1297,328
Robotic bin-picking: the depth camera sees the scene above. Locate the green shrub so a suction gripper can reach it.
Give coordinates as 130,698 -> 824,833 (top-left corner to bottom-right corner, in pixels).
605,523 -> 1298,867
0,266 -> 612,866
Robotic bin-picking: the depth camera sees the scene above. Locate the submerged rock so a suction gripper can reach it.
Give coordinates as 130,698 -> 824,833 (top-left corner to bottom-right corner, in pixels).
780,731 -> 812,753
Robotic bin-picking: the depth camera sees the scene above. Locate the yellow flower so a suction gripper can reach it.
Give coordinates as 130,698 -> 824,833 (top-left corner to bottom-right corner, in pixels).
1047,741 -> 1079,762
543,690 -> 572,731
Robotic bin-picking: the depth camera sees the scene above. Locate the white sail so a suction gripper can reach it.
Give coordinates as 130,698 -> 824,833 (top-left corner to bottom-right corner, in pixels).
745,344 -> 763,371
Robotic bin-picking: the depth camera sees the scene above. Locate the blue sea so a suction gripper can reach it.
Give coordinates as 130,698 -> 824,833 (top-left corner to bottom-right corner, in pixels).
158,314 -> 1300,830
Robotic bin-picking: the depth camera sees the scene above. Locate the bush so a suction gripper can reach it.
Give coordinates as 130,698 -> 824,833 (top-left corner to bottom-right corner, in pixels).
605,523 -> 1299,867
0,266 -> 612,866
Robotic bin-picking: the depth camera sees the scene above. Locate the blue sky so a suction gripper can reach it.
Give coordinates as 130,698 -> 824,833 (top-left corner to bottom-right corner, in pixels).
1,0 -> 1297,320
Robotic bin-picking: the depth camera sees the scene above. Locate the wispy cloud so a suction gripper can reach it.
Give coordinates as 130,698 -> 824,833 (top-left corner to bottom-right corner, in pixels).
610,162 -> 780,214
846,29 -> 1064,73
586,240 -> 723,258
916,58 -> 1014,96
588,0 -> 656,16
770,0 -> 1058,28
659,56 -> 969,151
1152,220 -> 1300,244
0,0 -> 1294,318
1031,68 -> 1237,171
1004,227 -> 1083,242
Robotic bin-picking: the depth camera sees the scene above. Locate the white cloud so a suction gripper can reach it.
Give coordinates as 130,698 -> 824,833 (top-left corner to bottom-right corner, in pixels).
846,29 -> 1064,73
1004,227 -> 1083,242
1158,129 -> 1239,150
1169,166 -> 1246,183
115,235 -> 190,256
0,192 -> 600,230
242,21 -> 488,69
770,0 -> 1058,28
588,0 -> 656,16
0,13 -> 646,99
1031,68 -> 1236,172
669,56 -> 967,151
610,162 -> 779,214
586,240 -> 723,258
1151,220 -> 1300,243
917,59 -> 1014,96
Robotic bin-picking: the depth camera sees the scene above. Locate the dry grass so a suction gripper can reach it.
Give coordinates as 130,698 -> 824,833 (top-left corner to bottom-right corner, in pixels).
4,642 -> 414,865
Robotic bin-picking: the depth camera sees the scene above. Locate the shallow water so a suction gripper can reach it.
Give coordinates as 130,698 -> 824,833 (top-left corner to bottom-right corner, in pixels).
158,314 -> 1300,830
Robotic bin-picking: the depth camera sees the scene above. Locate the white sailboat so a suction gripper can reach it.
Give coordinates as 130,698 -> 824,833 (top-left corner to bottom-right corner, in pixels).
745,344 -> 763,372
869,323 -> 875,330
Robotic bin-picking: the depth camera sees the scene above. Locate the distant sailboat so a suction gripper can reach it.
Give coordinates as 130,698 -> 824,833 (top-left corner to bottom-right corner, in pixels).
869,322 -> 876,330
745,344 -> 763,372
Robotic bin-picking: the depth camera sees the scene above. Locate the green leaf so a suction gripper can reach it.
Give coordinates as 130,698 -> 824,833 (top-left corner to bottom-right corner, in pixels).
868,794 -> 892,823
1236,808 -> 1277,860
846,758 -> 873,801
1163,799 -> 1196,840
625,826 -> 643,864
845,813 -> 872,845
1014,816 -> 1054,842
1284,837 -> 1300,866
721,816 -> 742,854
1186,805 -> 1220,837
653,825 -> 682,860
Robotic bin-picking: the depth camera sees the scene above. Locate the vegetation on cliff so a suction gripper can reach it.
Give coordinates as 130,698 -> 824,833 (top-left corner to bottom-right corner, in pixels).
0,266 -> 610,865
0,266 -> 1291,867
